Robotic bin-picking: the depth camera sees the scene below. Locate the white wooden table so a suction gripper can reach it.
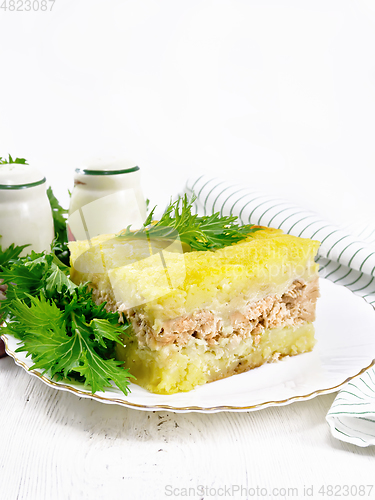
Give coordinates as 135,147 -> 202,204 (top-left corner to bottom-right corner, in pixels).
1,354 -> 375,500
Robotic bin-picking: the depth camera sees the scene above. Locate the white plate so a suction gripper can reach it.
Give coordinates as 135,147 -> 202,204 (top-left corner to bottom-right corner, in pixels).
2,278 -> 375,413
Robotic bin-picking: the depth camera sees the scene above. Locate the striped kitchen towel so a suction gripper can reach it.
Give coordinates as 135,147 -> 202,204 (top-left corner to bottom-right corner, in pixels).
183,175 -> 375,447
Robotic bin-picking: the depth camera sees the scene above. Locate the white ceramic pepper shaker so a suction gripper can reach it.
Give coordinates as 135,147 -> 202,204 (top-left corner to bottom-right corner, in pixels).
68,158 -> 147,241
0,163 -> 54,255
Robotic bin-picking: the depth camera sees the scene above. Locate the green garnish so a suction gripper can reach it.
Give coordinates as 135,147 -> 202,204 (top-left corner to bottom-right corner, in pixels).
0,154 -> 28,165
0,250 -> 134,395
47,187 -> 70,266
117,194 -> 261,251
0,242 -> 29,267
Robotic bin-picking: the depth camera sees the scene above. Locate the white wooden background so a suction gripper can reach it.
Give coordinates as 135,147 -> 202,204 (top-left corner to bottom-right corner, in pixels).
1,355 -> 375,500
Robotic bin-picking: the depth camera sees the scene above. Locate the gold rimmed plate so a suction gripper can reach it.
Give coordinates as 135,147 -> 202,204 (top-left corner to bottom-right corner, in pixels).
2,278 -> 375,413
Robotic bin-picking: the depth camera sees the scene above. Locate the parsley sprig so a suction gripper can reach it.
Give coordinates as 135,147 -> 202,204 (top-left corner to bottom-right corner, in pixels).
0,242 -> 30,267
47,187 -> 70,266
0,155 -> 28,165
117,194 -> 261,251
0,249 -> 134,395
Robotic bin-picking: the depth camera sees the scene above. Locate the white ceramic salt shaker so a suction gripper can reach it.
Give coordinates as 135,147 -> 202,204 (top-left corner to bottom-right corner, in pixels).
0,163 -> 54,255
68,158 -> 147,241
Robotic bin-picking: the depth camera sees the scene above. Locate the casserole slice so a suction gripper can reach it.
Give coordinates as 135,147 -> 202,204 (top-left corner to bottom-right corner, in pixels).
69,226 -> 320,394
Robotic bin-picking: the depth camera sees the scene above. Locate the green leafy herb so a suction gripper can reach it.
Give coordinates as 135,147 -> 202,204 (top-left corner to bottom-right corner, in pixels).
6,295 -> 132,394
47,186 -> 70,266
0,154 -> 28,165
0,250 -> 134,395
117,194 -> 261,251
0,242 -> 29,267
45,262 -> 77,294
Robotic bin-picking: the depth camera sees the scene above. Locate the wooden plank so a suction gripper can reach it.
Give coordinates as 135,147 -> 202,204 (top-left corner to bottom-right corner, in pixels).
2,357 -> 375,500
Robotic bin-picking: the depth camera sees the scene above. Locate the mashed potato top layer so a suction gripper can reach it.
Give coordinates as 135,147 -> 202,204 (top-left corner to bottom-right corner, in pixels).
69,227 -> 320,331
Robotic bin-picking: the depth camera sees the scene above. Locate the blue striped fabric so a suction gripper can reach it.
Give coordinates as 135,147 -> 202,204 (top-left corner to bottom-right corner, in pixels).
183,175 -> 375,447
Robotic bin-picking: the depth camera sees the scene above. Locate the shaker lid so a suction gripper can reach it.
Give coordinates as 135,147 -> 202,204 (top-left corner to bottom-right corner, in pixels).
0,163 -> 46,189
75,157 -> 139,176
